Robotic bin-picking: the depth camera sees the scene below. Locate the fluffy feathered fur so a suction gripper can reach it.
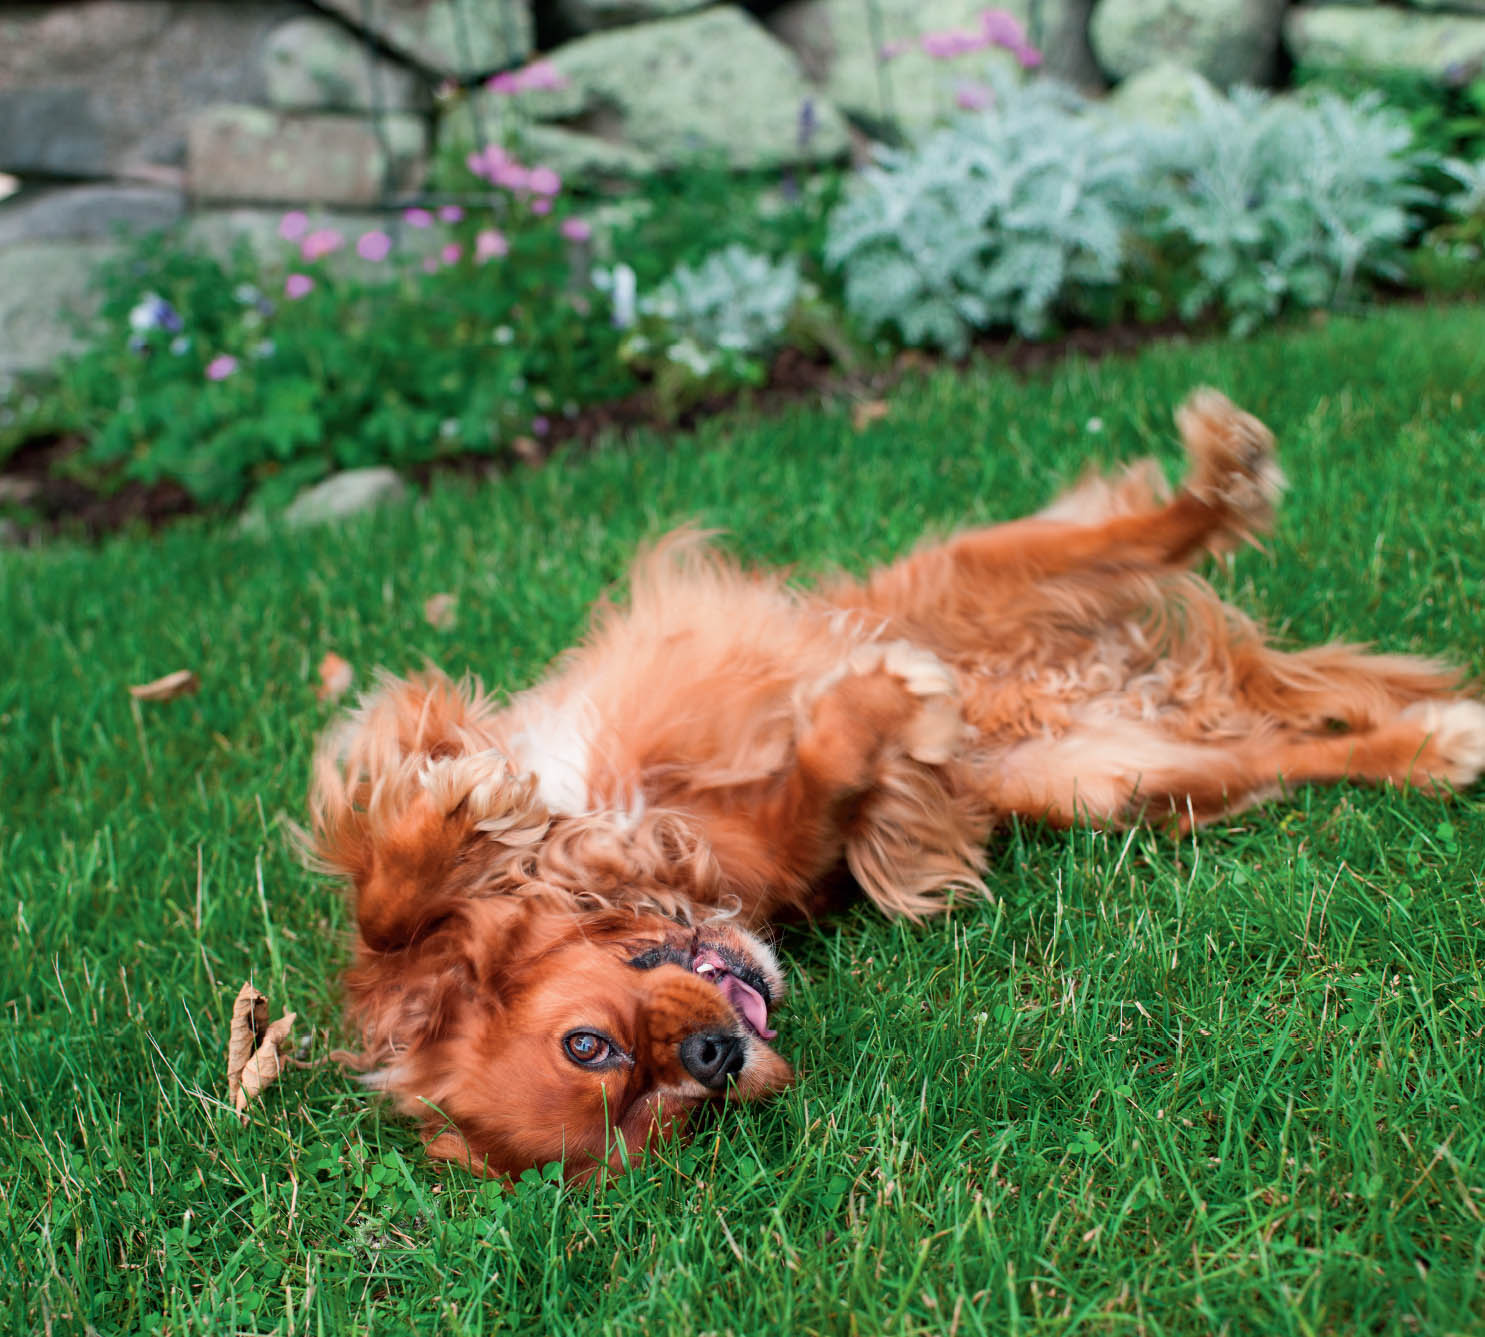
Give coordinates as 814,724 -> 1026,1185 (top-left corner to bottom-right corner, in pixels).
309,389 -> 1485,1183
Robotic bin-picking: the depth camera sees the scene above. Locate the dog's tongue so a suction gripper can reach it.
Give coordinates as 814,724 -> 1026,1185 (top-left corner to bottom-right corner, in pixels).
716,972 -> 776,1040
696,951 -> 776,1040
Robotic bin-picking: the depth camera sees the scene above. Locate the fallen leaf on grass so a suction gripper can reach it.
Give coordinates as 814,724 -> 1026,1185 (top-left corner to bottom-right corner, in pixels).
423,593 -> 458,631
226,982 -> 297,1119
316,652 -> 353,702
129,669 -> 199,701
851,399 -> 890,432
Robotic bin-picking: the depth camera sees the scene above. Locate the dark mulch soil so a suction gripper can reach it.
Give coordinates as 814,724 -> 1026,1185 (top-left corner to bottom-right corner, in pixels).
0,316 -> 1197,545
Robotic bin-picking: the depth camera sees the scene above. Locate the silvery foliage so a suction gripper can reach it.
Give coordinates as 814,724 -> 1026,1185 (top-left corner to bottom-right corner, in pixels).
823,77 -> 1144,354
640,245 -> 803,358
1145,86 -> 1434,334
1440,155 -> 1485,221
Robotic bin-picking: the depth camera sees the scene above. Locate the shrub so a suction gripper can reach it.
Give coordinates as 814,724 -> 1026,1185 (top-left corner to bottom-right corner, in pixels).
32,205 -> 627,509
823,77 -> 1143,354
1142,86 -> 1435,334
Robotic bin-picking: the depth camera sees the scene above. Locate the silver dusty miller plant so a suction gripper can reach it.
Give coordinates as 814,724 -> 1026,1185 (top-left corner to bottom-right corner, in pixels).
640,244 -> 803,359
823,76 -> 1144,354
1144,86 -> 1435,334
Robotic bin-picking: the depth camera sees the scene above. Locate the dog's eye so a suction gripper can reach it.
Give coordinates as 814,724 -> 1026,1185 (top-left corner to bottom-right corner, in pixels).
563,1031 -> 611,1065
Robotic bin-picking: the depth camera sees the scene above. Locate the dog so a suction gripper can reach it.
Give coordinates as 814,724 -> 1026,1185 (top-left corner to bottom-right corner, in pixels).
308,390 -> 1485,1183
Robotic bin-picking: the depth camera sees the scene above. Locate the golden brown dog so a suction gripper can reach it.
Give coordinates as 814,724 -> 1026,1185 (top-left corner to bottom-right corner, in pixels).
309,390 -> 1485,1183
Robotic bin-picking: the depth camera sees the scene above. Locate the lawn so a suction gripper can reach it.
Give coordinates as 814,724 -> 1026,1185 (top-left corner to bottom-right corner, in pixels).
4,302 -> 1485,1336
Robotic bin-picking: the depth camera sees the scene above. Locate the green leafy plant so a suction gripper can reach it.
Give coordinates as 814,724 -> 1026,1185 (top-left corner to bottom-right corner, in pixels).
1142,86 -> 1435,335
823,76 -> 1144,354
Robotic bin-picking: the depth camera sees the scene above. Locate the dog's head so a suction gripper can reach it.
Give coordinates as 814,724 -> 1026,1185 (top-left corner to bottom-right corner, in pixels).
347,902 -> 793,1183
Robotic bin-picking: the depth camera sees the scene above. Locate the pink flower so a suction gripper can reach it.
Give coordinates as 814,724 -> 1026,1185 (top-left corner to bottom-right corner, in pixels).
466,145 -> 512,182
422,256 -> 440,274
486,59 -> 568,95
531,197 -> 552,215
955,80 -> 994,111
205,354 -> 238,381
492,161 -> 530,191
300,228 -> 343,261
516,59 -> 566,92
921,27 -> 988,59
438,204 -> 464,223
356,230 -> 392,262
560,217 -> 592,243
284,273 -> 314,300
528,165 -> 561,196
441,242 -> 462,264
980,9 -> 1042,67
403,207 -> 434,228
474,228 -> 508,264
278,210 -> 309,242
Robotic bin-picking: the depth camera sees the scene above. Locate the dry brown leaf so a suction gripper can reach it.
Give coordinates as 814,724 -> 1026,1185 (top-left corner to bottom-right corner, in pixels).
851,399 -> 890,432
316,651 -> 353,702
129,669 -> 199,701
226,982 -> 297,1119
423,593 -> 458,631
511,435 -> 543,465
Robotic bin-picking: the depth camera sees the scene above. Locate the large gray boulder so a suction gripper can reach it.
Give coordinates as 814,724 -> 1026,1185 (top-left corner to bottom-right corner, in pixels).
471,7 -> 851,172
0,2 -> 297,178
0,185 -> 184,249
1104,60 -> 1218,123
314,0 -> 532,78
0,240 -> 116,376
1285,5 -> 1485,83
186,106 -> 427,206
1090,0 -> 1291,87
262,15 -> 429,112
767,0 -> 1100,133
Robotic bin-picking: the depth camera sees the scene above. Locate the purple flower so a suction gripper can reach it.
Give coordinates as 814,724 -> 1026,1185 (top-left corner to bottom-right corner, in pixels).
528,165 -> 561,196
531,415 -> 551,437
128,292 -> 183,335
205,354 -> 238,382
356,230 -> 392,262
300,228 -> 344,261
486,70 -> 520,95
285,273 -> 314,300
530,197 -> 553,216
441,242 -> 462,265
474,228 -> 509,264
439,204 -> 464,223
560,217 -> 592,243
403,207 -> 434,228
278,210 -> 309,242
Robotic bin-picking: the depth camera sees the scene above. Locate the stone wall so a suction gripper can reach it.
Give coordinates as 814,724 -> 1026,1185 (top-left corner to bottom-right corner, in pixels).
3,0 -> 1485,375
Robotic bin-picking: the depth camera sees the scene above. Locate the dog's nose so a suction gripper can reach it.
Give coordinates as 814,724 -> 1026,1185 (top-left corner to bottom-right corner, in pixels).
679,1031 -> 745,1089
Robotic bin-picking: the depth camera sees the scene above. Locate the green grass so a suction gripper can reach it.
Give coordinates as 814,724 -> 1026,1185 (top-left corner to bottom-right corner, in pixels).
4,302 -> 1485,1336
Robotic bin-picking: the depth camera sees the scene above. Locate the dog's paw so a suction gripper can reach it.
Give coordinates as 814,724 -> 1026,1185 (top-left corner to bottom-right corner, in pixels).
421,751 -> 550,842
1402,699 -> 1485,788
849,640 -> 965,765
1175,388 -> 1286,545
